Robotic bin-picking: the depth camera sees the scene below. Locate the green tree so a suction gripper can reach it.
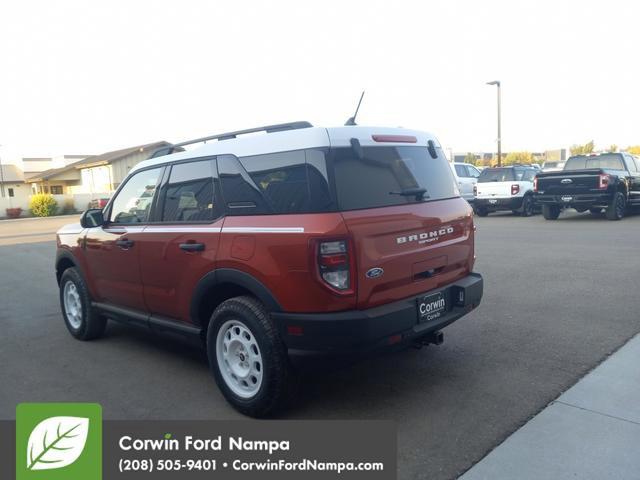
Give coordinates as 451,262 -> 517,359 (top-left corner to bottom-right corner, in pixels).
570,141 -> 595,156
503,151 -> 534,166
607,144 -> 618,153
464,152 -> 476,164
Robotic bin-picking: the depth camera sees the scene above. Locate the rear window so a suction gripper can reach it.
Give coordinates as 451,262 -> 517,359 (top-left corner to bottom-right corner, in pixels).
478,168 -> 515,182
332,146 -> 458,211
564,154 -> 625,171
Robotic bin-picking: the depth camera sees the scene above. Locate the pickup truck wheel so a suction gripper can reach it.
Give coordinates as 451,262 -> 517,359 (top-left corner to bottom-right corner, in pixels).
59,267 -> 107,340
474,206 -> 489,217
542,204 -> 560,220
207,296 -> 295,417
520,195 -> 534,217
605,192 -> 626,221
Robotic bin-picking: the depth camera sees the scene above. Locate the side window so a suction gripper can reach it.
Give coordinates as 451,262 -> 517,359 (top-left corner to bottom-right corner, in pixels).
523,169 -> 536,182
454,164 -> 468,177
624,155 -> 639,173
109,167 -> 162,224
218,150 -> 332,215
467,165 -> 480,178
161,159 -> 216,222
514,168 -> 525,181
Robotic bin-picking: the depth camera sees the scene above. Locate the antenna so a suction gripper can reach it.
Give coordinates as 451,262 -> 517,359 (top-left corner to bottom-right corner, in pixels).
344,91 -> 365,126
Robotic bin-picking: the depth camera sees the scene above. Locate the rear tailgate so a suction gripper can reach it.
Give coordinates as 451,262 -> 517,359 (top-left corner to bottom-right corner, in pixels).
476,181 -> 512,197
341,198 -> 474,309
536,169 -> 602,195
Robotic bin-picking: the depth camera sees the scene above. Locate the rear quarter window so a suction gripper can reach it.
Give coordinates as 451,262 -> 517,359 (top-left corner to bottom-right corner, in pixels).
218,149 -> 333,215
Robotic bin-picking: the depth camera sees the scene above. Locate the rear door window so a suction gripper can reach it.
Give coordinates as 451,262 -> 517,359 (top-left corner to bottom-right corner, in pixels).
522,169 -> 536,182
160,159 -> 216,222
332,145 -> 458,211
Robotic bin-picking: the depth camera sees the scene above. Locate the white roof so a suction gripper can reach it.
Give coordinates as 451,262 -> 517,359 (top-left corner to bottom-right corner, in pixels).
131,125 -> 440,174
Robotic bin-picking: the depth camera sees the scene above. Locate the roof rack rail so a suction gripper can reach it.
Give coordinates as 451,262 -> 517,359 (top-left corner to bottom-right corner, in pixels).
150,121 -> 313,158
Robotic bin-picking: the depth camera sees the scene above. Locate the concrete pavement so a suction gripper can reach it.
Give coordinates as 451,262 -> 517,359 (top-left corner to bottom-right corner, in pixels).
461,333 -> 640,480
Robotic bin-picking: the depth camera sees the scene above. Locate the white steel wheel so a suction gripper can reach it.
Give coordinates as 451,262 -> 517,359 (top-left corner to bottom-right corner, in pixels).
216,319 -> 263,399
63,280 -> 83,329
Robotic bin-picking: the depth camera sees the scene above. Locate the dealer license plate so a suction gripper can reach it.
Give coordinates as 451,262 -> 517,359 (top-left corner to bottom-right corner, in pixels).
417,291 -> 447,323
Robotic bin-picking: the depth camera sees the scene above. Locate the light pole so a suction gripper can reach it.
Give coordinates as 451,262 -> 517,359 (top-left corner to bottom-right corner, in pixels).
486,80 -> 501,167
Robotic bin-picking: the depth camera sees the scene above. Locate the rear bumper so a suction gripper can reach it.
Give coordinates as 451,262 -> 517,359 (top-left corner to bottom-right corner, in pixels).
272,273 -> 483,359
535,193 -> 612,207
474,197 -> 523,211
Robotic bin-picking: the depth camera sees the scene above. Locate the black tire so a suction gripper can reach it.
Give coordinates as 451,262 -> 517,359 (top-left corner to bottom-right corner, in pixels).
542,204 -> 561,220
206,296 -> 296,417
59,267 -> 107,340
589,208 -> 603,216
520,195 -> 534,217
605,191 -> 626,221
475,206 -> 489,217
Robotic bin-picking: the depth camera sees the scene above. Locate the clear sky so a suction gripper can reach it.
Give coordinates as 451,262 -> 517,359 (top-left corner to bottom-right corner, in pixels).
0,0 -> 638,163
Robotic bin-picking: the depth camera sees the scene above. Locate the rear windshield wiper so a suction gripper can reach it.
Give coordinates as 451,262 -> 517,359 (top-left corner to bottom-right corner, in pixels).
389,187 -> 430,200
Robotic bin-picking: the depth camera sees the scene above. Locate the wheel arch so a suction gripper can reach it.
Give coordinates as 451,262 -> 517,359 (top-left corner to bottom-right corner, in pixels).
55,250 -> 80,285
190,269 -> 282,333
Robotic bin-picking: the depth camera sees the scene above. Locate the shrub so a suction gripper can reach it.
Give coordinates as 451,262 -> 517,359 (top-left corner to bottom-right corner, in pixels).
30,194 -> 58,217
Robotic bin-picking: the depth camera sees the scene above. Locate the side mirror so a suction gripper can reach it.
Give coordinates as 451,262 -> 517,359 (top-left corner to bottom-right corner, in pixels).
80,208 -> 105,228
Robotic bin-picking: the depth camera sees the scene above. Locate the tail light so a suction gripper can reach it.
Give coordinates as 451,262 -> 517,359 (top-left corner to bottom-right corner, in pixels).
511,184 -> 520,195
473,185 -> 477,196
315,239 -> 355,295
533,177 -> 538,192
598,174 -> 610,189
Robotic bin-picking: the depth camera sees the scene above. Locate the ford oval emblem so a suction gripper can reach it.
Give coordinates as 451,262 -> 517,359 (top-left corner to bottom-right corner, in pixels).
561,178 -> 573,184
366,267 -> 384,279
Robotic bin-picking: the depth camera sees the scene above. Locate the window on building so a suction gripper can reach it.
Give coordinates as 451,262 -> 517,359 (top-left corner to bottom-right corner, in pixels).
50,185 -> 63,195
109,167 -> 162,224
8,188 -> 14,197
160,159 -> 216,222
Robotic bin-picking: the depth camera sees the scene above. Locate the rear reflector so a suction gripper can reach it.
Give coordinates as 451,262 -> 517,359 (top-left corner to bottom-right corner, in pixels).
287,326 -> 304,336
388,334 -> 402,345
372,134 -> 417,143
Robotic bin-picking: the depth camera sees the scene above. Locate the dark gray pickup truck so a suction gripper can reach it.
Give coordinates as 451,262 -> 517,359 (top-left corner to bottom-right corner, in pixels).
534,153 -> 640,220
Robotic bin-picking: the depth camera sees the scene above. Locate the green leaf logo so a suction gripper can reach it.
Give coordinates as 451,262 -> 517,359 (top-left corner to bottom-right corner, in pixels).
26,416 -> 90,471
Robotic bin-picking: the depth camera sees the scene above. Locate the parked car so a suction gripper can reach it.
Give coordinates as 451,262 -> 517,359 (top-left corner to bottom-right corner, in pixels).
541,161 -> 566,172
88,197 -> 110,209
449,162 -> 481,204
534,152 -> 640,220
473,166 -> 538,217
55,122 -> 484,417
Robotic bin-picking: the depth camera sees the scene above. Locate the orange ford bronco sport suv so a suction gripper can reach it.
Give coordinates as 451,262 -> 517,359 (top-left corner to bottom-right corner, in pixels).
56,122 -> 483,416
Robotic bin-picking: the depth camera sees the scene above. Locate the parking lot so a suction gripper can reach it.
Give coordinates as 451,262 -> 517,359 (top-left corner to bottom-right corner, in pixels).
1,210 -> 639,480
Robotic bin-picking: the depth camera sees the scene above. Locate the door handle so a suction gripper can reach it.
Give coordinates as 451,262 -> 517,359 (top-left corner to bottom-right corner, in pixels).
115,238 -> 135,249
179,242 -> 205,252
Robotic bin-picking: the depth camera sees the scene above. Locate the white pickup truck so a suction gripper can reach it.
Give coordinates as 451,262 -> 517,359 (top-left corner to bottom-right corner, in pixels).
473,166 -> 538,217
